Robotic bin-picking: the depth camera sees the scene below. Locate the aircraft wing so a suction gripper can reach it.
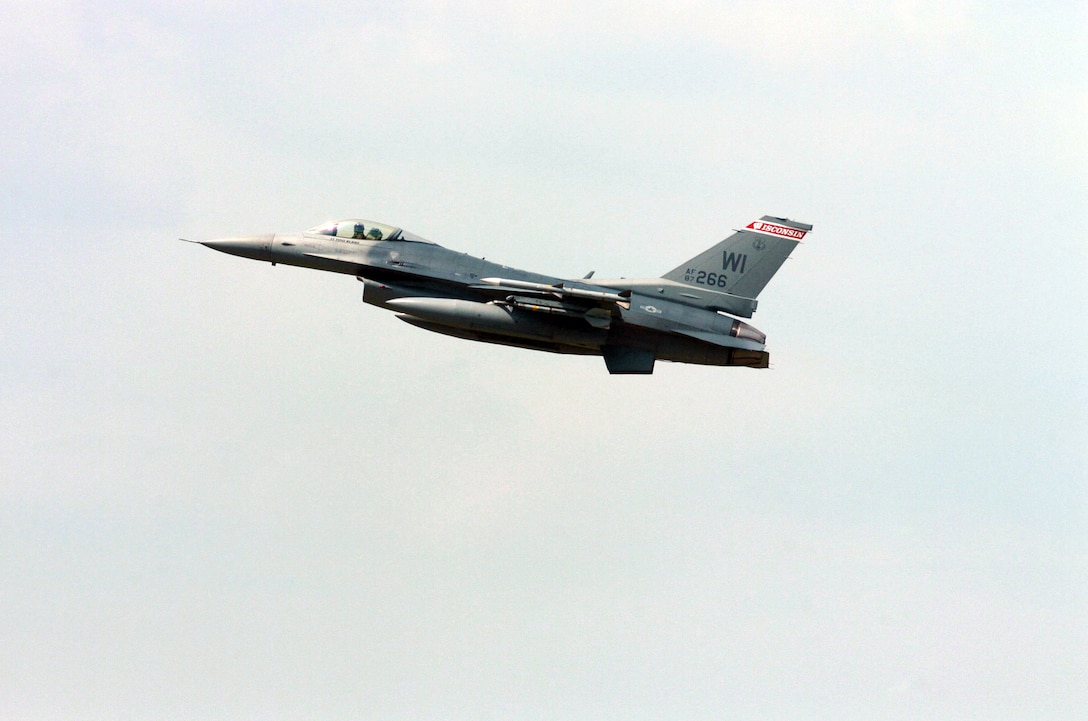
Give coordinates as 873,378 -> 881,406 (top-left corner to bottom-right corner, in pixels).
469,277 -> 626,329
470,277 -> 631,304
586,278 -> 759,318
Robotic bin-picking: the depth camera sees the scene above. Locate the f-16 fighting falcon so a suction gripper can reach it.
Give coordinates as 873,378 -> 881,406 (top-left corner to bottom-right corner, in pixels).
191,215 -> 810,374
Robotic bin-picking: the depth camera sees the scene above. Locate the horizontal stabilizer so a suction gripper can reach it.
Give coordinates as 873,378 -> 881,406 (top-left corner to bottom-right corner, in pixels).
674,327 -> 764,352
730,350 -> 770,369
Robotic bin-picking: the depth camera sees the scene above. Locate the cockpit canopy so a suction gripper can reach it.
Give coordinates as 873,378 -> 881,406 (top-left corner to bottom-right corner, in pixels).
307,219 -> 431,244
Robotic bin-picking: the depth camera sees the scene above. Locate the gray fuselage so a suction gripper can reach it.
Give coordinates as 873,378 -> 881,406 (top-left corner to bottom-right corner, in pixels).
197,218 -> 788,374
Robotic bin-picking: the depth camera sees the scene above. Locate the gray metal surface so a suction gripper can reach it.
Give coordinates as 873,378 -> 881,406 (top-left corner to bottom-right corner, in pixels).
192,215 -> 809,373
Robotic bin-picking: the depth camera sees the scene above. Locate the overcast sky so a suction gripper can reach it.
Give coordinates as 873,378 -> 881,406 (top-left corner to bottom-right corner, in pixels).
2,2 -> 1085,720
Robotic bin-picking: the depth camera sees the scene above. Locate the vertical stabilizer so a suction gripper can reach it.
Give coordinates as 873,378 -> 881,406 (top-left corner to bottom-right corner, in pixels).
663,216 -> 811,299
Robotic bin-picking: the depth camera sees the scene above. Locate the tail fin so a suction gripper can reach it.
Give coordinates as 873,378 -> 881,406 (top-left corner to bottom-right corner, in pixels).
663,216 -> 811,299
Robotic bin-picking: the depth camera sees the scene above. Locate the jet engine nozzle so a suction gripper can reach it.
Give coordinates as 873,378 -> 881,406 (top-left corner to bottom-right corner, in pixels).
730,319 -> 767,344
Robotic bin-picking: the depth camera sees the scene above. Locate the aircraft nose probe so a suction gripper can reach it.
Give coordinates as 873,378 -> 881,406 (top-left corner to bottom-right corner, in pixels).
189,234 -> 275,263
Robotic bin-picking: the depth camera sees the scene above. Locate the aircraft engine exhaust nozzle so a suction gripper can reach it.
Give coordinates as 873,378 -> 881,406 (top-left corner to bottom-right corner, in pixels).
730,319 -> 766,344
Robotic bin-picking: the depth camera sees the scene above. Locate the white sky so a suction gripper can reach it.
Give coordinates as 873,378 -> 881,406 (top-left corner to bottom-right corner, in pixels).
2,2 -> 1085,719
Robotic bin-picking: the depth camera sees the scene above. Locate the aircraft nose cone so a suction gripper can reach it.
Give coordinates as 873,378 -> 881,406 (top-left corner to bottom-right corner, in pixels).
200,234 -> 274,263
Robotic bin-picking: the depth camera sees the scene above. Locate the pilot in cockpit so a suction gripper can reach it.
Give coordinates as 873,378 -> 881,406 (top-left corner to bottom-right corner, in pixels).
309,219 -> 427,244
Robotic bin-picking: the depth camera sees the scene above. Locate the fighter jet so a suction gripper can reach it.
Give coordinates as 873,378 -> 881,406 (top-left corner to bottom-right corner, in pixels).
192,215 -> 810,374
